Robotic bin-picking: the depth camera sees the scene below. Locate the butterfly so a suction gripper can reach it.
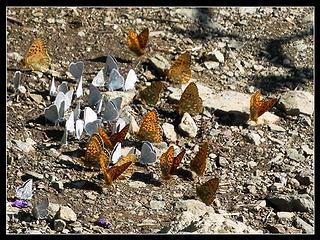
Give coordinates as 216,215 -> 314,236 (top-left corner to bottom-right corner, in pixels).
196,178 -> 219,206
139,81 -> 164,106
250,90 -> 278,122
176,82 -> 203,116
127,28 -> 149,56
99,150 -> 135,185
110,142 -> 122,164
69,61 -> 84,80
139,141 -> 157,165
97,124 -> 130,151
15,179 -> 33,200
107,69 -> 125,91
88,83 -> 103,113
61,112 -> 75,145
165,52 -> 191,84
82,133 -> 110,167
21,38 -> 51,72
112,117 -> 126,134
160,146 -> 186,180
123,69 -> 138,91
83,107 -> 101,136
75,77 -> 83,98
102,97 -> 122,122
92,55 -> 119,87
137,110 -> 162,143
189,142 -> 209,176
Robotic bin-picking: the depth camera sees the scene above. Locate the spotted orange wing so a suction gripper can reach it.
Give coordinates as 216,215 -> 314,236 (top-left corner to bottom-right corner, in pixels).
250,90 -> 278,121
139,81 -> 164,106
110,124 -> 130,147
196,178 -> 219,205
102,160 -> 133,185
115,153 -> 137,179
190,142 -> 209,176
127,28 -> 149,56
166,52 -> 191,84
177,82 -> 203,116
21,38 -> 51,72
160,146 -> 186,180
137,110 -> 162,143
83,133 -> 109,167
97,128 -> 114,150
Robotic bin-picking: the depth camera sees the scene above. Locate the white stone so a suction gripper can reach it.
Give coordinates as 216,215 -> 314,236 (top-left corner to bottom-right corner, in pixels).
178,113 -> 198,137
162,123 -> 177,142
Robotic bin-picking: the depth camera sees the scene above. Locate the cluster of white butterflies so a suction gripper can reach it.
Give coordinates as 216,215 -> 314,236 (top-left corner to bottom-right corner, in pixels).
48,56 -> 138,145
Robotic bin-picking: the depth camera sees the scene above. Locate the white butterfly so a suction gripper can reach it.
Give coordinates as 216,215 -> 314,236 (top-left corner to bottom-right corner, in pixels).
15,179 -> 33,200
139,141 -> 157,165
49,77 -> 57,97
54,90 -> 73,111
107,69 -> 124,91
92,55 -> 119,87
123,69 -> 138,91
44,99 -> 65,124
112,117 -> 126,134
83,106 -> 101,135
88,83 -> 103,113
102,97 -> 122,122
69,61 -> 84,81
110,142 -> 122,164
32,197 -> 49,220
75,119 -> 84,140
65,112 -> 75,134
75,77 -> 83,98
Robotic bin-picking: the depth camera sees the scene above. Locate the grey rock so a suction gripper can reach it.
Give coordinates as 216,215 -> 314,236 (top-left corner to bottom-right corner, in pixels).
150,200 -> 165,210
276,212 -> 295,219
48,203 -> 60,219
178,113 -> 198,137
14,139 -> 35,153
268,124 -> 286,132
57,206 -> 77,222
211,49 -> 225,63
286,148 -> 305,161
25,171 -> 44,180
29,94 -> 43,104
174,8 -> 198,19
239,7 -> 258,15
47,148 -> 60,157
246,132 -> 261,145
129,181 -> 146,188
280,91 -> 314,116
148,54 -> 170,74
266,194 -> 314,212
104,91 -> 136,108
301,145 -> 313,156
54,219 -> 66,232
162,123 -> 177,142
203,61 -> 219,70
294,217 -> 314,234
217,156 -> 229,167
51,181 -> 64,191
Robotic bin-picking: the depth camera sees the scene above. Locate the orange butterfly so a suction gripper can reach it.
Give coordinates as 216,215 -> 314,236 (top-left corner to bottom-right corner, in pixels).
99,151 -> 135,185
190,142 -> 209,176
196,178 -> 219,205
21,38 -> 51,72
250,90 -> 278,122
97,124 -> 130,151
137,110 -> 162,143
139,81 -> 164,106
127,28 -> 149,56
177,82 -> 203,116
165,52 -> 191,84
82,133 -> 110,167
160,146 -> 186,180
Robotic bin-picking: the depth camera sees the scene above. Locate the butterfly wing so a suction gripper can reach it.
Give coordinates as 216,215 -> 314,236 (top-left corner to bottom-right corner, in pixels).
170,149 -> 186,175
44,104 -> 59,124
137,110 -> 162,143
127,28 -> 149,56
114,153 -> 137,179
190,142 -> 209,176
110,124 -> 130,147
88,83 -> 103,107
138,28 -> 149,52
196,178 -> 219,205
83,133 -> 105,167
75,119 -> 84,140
105,55 -> 119,76
160,146 -> 175,180
97,128 -> 113,150
140,141 -> 157,164
177,82 -> 203,116
103,160 -> 133,185
123,69 -> 138,91
15,179 -> 33,200
140,81 -> 164,106
107,69 -> 124,91
110,142 -> 122,164
166,52 -> 191,84
32,197 -> 49,220
69,61 -> 84,80
102,100 -> 119,122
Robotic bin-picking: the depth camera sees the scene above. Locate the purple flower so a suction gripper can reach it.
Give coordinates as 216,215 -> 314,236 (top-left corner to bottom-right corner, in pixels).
96,217 -> 112,228
11,200 -> 28,208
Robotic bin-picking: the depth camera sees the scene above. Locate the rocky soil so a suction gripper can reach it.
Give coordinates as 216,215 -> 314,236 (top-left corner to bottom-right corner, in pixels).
7,7 -> 314,234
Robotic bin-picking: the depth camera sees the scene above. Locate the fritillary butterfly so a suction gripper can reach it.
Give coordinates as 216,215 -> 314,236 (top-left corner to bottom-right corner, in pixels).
196,178 -> 219,206
127,28 -> 149,56
139,81 -> 164,106
177,82 -> 203,116
97,124 -> 130,151
82,133 -> 110,167
250,90 -> 278,122
190,142 -> 209,176
165,52 -> 191,84
137,110 -> 162,143
21,38 -> 51,72
114,153 -> 137,179
160,146 -> 186,180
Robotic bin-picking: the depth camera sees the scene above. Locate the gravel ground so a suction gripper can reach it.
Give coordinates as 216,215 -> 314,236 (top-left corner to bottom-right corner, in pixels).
7,7 -> 314,234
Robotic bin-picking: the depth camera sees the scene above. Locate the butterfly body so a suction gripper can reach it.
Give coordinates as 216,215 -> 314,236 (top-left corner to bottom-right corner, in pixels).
21,38 -> 51,72
250,90 -> 278,122
165,52 -> 191,84
127,28 -> 149,56
177,82 -> 203,116
160,146 -> 186,180
196,178 -> 219,205
137,110 -> 162,143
